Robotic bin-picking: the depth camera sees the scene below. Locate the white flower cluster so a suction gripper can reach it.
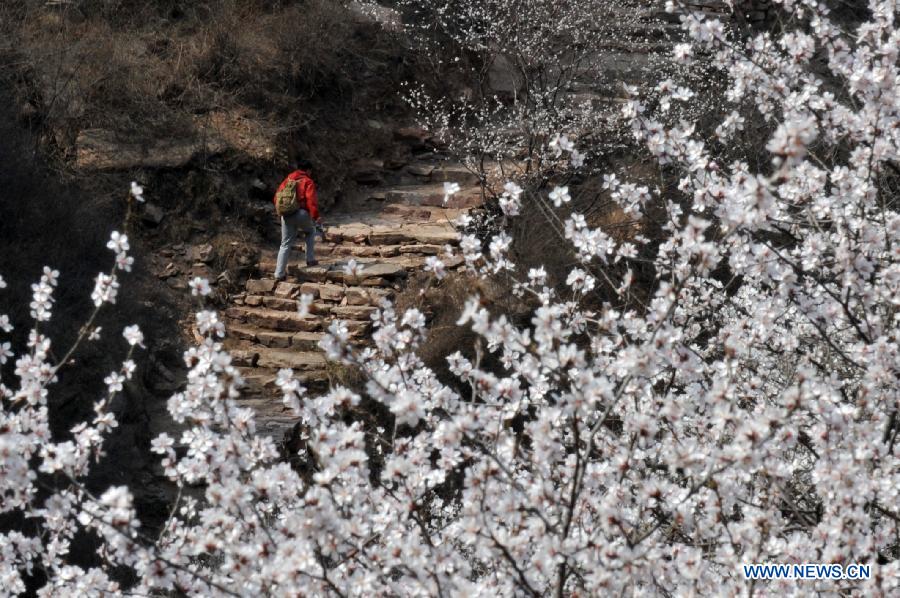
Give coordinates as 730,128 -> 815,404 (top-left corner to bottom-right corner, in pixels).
0,3 -> 899,596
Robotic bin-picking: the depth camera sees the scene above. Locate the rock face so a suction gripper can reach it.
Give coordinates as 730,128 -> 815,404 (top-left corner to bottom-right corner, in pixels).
487,53 -> 525,96
348,0 -> 403,32
75,129 -> 227,170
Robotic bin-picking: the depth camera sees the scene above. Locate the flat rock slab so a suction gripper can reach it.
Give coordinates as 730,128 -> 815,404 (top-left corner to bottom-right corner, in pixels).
368,225 -> 459,246
275,282 -> 304,298
331,305 -> 378,320
257,330 -> 295,348
399,244 -> 442,255
324,262 -> 407,285
330,245 -> 382,258
325,219 -> 459,247
238,367 -> 328,391
247,279 -> 278,294
229,307 -> 322,332
263,296 -> 298,311
345,287 -> 391,306
406,164 -> 435,177
292,331 -> 325,351
256,350 -> 327,371
228,323 -> 259,343
312,283 -> 345,302
386,185 -> 482,209
432,165 -> 481,185
231,350 -> 259,367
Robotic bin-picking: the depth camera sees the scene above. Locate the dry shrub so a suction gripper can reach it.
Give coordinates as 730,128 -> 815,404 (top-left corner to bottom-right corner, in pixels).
4,0 -> 403,184
394,270 -> 532,389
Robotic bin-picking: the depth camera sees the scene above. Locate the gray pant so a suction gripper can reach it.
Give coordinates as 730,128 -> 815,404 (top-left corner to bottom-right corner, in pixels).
274,209 -> 316,279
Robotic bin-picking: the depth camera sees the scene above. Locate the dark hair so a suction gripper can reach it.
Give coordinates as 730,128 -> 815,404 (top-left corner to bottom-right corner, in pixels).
294,159 -> 313,172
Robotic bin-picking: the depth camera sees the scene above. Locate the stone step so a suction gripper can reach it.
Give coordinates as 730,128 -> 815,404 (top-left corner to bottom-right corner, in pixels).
431,164 -> 482,186
239,294 -> 377,321
230,344 -> 327,373
293,283 -> 393,305
240,295 -> 332,314
402,163 -> 483,187
226,303 -> 375,338
256,255 -> 414,284
240,281 -> 393,309
318,243 -> 445,259
257,348 -> 327,371
385,184 -> 482,209
325,222 -> 459,246
225,306 -> 322,332
238,366 -> 329,392
228,319 -> 327,350
330,305 -> 378,320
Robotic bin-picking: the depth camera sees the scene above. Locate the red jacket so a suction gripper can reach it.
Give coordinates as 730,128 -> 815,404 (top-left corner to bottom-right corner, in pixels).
274,170 -> 320,221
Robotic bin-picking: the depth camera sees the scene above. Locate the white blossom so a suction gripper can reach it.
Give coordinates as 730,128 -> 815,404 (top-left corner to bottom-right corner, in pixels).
122,325 -> 144,348
188,277 -> 212,297
130,181 -> 144,202
91,273 -> 119,307
549,186 -> 571,207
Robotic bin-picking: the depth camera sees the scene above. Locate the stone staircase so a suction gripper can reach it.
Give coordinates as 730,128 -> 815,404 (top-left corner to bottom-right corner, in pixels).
216,0 -> 740,440
222,139 -> 481,439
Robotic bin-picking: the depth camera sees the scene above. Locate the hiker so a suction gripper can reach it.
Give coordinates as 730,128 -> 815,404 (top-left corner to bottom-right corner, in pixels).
273,160 -> 322,281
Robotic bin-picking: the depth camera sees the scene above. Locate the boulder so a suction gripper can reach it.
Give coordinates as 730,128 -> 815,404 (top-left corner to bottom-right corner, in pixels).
394,126 -> 431,148
385,185 -> 482,209
406,164 -> 434,177
191,263 -> 213,279
142,203 -> 165,226
190,243 -> 216,263
351,159 -> 385,185
158,262 -> 180,279
166,277 -> 188,290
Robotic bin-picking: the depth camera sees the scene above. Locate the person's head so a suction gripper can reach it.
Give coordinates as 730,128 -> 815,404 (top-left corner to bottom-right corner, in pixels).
294,159 -> 313,174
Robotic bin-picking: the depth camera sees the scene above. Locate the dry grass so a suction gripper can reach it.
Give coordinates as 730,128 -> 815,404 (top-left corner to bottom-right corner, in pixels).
393,270 -> 534,389
3,0 -> 404,200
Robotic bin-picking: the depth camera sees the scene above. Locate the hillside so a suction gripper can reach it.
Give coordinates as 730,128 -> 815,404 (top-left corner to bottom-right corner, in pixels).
1,0 -> 897,595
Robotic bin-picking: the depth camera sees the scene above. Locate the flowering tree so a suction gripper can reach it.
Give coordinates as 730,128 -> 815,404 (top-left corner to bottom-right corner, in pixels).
2,1 -> 899,595
390,0 -> 674,191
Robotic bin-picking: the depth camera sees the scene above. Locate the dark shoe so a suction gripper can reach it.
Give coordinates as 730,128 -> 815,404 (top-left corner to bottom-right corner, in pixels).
274,275 -> 286,282
306,260 -> 319,267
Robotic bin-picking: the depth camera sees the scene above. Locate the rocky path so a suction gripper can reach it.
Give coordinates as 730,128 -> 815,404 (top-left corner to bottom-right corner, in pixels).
212,0 -> 738,440
222,136 -> 482,439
